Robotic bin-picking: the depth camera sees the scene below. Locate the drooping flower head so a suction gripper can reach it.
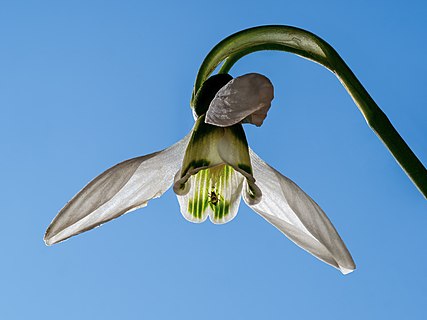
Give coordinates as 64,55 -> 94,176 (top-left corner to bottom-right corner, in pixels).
173,73 -> 270,224
43,23 -> 427,275
45,71 -> 355,274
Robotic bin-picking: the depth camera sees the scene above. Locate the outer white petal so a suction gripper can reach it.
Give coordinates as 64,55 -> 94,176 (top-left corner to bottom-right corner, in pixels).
44,134 -> 191,245
245,149 -> 355,274
205,73 -> 274,127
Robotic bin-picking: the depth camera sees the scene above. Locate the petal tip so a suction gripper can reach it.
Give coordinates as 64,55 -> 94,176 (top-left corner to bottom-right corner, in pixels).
339,264 -> 356,275
43,234 -> 54,246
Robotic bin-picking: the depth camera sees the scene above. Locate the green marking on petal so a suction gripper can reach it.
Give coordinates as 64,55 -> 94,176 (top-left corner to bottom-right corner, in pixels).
217,124 -> 254,180
212,200 -> 230,220
188,197 -> 207,219
238,163 -> 252,175
187,169 -> 209,220
175,118 -> 250,223
177,163 -> 244,224
209,165 -> 233,221
182,159 -> 210,177
228,123 -> 249,148
179,115 -> 225,182
185,165 -> 237,221
190,115 -> 223,144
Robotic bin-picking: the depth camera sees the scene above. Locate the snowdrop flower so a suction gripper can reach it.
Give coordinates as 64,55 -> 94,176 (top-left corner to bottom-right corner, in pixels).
45,73 -> 355,274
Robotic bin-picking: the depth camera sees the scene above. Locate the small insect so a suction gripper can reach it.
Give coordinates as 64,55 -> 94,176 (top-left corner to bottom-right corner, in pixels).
208,190 -> 220,206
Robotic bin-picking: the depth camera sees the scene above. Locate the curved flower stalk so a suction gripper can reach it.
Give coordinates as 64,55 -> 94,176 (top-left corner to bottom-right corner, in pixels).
192,25 -> 427,199
45,72 -> 355,274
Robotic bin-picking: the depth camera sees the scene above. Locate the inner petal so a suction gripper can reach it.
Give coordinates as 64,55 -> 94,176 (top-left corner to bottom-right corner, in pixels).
176,165 -> 244,224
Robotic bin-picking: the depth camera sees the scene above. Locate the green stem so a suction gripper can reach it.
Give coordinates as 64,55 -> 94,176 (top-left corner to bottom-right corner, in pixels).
191,25 -> 427,199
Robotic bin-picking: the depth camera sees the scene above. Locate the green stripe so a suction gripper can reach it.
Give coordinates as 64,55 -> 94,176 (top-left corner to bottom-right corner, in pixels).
187,165 -> 235,221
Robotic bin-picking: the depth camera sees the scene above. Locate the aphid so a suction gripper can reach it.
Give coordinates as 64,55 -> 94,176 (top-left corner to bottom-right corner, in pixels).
208,190 -> 220,206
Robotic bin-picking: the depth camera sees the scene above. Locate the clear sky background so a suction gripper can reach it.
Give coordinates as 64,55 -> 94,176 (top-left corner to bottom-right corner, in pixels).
1,1 -> 426,319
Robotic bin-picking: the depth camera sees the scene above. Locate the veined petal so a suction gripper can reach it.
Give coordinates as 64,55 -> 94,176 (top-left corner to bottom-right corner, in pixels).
218,124 -> 262,205
44,134 -> 191,245
176,165 -> 244,224
173,116 -> 253,224
173,115 -> 224,195
205,73 -> 274,127
244,149 -> 355,274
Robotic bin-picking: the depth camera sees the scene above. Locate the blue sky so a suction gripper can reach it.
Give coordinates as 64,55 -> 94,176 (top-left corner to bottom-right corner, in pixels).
1,0 -> 426,319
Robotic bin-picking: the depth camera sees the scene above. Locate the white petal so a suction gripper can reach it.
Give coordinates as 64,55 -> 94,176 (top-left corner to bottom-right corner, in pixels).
173,116 -> 225,196
173,115 -> 260,206
176,165 -> 244,224
44,134 -> 191,245
205,73 -> 274,127
217,124 -> 262,205
244,149 -> 355,274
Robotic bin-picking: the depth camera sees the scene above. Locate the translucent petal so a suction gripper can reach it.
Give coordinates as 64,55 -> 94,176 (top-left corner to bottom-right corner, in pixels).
218,123 -> 262,205
173,115 -> 260,206
205,73 -> 274,127
44,134 -> 191,245
174,115 -> 224,196
176,165 -> 244,224
244,149 -> 355,274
